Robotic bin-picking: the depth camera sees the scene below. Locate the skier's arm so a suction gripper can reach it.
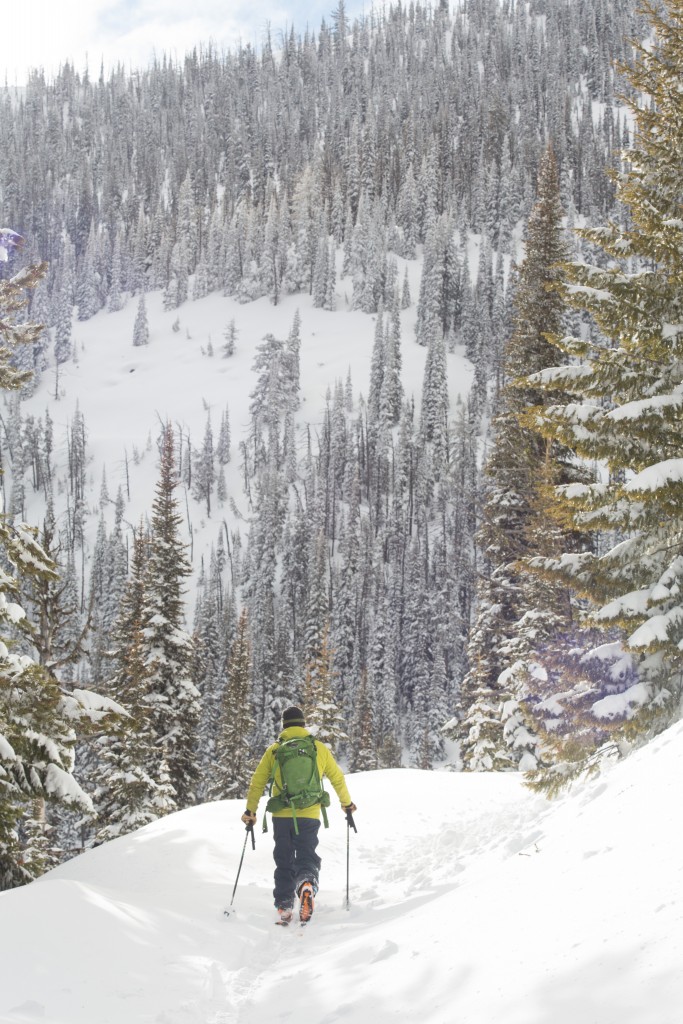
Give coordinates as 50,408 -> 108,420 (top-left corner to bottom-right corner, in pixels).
320,746 -> 353,808
244,745 -> 276,813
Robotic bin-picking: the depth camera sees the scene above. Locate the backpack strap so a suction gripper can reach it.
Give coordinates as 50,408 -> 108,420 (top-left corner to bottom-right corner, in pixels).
261,741 -> 280,834
313,740 -> 330,830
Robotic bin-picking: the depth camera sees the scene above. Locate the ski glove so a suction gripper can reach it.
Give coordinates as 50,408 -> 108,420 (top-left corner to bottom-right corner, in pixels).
343,803 -> 357,814
241,810 -> 257,826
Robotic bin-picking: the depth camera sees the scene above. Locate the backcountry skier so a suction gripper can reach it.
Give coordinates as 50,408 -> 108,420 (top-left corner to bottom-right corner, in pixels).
242,706 -> 356,925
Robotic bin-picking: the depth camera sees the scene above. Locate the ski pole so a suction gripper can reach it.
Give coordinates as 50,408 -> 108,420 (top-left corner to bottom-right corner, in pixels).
345,809 -> 357,911
225,822 -> 255,917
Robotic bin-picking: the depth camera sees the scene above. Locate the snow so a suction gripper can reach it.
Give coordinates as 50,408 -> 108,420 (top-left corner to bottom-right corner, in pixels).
607,390 -> 683,422
17,262 -> 472,609
565,283 -> 615,303
61,688 -> 129,723
3,723 -> 683,1024
0,733 -> 16,760
591,681 -> 649,719
624,458 -> 683,493
0,591 -> 27,624
629,607 -> 683,650
43,762 -> 93,809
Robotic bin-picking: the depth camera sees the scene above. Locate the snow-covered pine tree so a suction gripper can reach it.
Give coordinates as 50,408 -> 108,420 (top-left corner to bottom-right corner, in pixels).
243,458 -> 284,743
348,670 -> 379,772
20,497 -> 88,677
452,145 -> 580,772
107,231 -> 125,312
222,319 -> 238,357
284,310 -> 302,410
419,320 -> 449,474
133,292 -> 149,346
209,608 -> 255,800
302,622 -> 346,751
192,548 -> 232,798
324,238 -> 337,311
76,223 -> 101,321
520,0 -> 683,763
367,592 -> 402,768
142,424 -> 200,807
96,524 -> 176,841
54,281 -> 73,367
193,413 -> 215,516
0,262 -> 119,885
217,405 -> 231,464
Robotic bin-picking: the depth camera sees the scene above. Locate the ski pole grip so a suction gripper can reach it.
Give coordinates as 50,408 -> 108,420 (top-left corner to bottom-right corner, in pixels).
346,810 -> 357,833
247,822 -> 256,849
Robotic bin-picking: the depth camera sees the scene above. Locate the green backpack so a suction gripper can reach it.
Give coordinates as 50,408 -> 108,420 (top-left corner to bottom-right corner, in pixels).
265,735 -> 330,834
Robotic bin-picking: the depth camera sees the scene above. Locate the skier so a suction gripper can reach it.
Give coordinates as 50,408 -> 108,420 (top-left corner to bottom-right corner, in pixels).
242,706 -> 356,925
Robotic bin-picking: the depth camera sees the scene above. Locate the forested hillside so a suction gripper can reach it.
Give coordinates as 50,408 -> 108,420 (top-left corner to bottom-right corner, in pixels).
4,0 -> 680,884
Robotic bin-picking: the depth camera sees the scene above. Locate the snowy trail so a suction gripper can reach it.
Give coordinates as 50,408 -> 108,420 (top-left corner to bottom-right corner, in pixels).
195,771 -> 541,1023
3,733 -> 683,1023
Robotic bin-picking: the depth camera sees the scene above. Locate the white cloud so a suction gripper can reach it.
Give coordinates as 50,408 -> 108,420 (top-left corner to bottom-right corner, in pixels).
5,2 -> 105,84
3,1 -> 369,85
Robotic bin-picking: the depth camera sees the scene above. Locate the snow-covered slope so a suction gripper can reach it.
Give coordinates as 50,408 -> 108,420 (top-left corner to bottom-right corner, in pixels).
2,720 -> 682,1024
17,258 -> 472,607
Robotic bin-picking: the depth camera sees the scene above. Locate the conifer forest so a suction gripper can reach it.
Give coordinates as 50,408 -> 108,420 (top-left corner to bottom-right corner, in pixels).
2,0 -> 683,887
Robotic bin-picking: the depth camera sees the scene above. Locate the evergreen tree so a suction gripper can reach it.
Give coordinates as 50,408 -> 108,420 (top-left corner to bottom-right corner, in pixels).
209,609 -> 255,799
302,623 -> 346,751
217,405 -> 231,465
521,1 -> 683,763
21,499 -> 88,677
453,145 -> 580,771
223,319 -> 238,357
97,526 -> 176,842
142,424 -> 200,807
76,223 -> 101,321
0,263 -> 115,886
133,292 -> 149,346
54,284 -> 73,367
108,232 -> 125,312
193,414 -> 215,516
348,670 -> 379,772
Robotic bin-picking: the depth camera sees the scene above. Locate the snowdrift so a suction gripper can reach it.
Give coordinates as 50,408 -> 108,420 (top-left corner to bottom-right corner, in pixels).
2,724 -> 683,1024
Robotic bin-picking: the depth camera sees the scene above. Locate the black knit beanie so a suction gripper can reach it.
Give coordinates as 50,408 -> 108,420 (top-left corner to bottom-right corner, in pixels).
282,706 -> 305,727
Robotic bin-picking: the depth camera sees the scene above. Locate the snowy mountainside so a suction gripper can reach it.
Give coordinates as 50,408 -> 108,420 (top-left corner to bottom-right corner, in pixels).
15,253 -> 469,610
2,718 -> 683,1024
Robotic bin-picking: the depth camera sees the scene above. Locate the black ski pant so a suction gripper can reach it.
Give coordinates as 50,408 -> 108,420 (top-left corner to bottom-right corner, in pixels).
272,817 -> 321,908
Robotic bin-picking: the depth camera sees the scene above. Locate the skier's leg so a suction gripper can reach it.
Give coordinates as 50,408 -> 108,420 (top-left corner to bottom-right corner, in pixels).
292,818 -> 321,895
272,818 -> 296,909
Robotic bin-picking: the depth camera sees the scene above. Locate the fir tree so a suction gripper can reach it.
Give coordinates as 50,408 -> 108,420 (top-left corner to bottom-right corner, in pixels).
193,414 -> 215,516
222,319 -> 238,357
453,145 -> 581,772
133,292 -> 149,346
143,424 -> 200,807
0,263 -> 115,886
108,232 -> 125,312
348,670 -> 379,772
209,609 -> 255,799
521,1 -> 683,764
97,526 -> 176,842
217,406 -> 231,465
302,623 -> 346,751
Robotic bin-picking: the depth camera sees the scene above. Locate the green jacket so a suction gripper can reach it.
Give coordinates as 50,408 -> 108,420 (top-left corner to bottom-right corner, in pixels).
245,726 -> 352,821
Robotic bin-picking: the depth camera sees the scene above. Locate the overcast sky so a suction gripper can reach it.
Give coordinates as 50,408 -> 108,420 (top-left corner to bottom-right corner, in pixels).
5,1 -> 372,86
